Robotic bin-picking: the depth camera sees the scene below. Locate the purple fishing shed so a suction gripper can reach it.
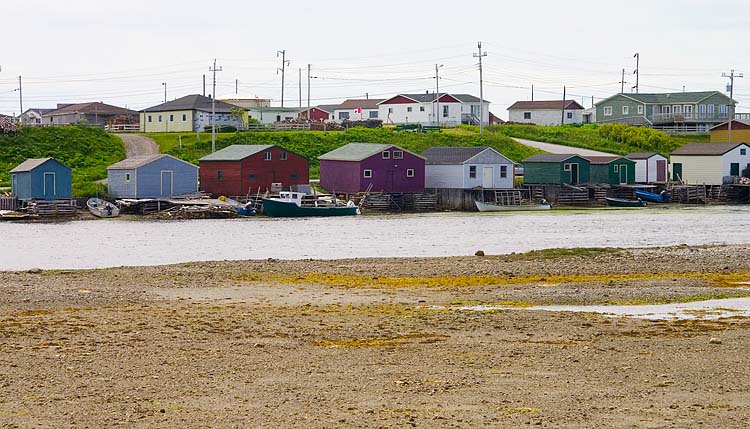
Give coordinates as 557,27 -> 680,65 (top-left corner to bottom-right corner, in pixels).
319,143 -> 425,193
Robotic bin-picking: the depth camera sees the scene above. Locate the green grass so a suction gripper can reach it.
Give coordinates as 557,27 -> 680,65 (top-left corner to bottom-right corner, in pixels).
146,126 -> 543,179
491,123 -> 709,156
0,126 -> 125,197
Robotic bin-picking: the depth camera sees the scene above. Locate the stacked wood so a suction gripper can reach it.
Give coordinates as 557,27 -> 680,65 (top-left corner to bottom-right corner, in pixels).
557,189 -> 590,206
26,200 -> 78,217
361,193 -> 437,212
669,185 -> 706,204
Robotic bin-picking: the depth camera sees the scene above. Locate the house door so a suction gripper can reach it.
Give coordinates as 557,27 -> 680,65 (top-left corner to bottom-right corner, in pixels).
160,171 -> 174,197
43,172 -> 56,200
730,163 -> 740,176
385,170 -> 395,192
656,160 -> 667,182
482,167 -> 495,188
673,163 -> 683,181
570,163 -> 579,184
11,174 -> 17,194
619,165 -> 628,184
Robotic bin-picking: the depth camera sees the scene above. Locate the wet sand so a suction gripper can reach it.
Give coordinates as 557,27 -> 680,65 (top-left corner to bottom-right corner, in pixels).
1,245 -> 749,427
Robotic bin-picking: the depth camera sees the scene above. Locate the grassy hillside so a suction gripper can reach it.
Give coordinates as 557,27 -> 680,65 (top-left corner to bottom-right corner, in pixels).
492,123 -> 710,156
147,126 -> 543,178
0,126 -> 125,196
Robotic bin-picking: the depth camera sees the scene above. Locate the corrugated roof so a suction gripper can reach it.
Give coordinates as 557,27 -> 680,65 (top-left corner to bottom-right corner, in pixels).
670,142 -> 747,156
10,158 -> 54,173
198,145 -> 274,161
508,100 -> 585,110
421,147 -> 488,165
337,99 -> 385,110
626,152 -> 663,160
44,102 -> 137,117
141,94 -> 237,113
523,154 -> 589,163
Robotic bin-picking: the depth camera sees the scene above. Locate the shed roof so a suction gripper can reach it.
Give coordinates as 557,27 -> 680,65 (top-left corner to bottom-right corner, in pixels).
421,147 -> 494,165
10,158 -> 65,173
198,145 -> 275,161
523,154 -> 589,163
708,119 -> 750,131
587,156 -> 631,164
670,142 -> 748,156
44,102 -> 137,117
319,143 -> 424,161
337,99 -> 385,110
141,94 -> 237,113
107,154 -> 196,170
507,100 -> 585,110
626,152 -> 665,160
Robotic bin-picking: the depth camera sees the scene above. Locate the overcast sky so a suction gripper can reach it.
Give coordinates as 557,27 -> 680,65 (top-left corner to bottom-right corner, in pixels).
2,0 -> 749,117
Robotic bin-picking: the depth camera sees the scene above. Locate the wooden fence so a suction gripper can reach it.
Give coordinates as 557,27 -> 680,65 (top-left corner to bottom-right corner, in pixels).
0,196 -> 18,211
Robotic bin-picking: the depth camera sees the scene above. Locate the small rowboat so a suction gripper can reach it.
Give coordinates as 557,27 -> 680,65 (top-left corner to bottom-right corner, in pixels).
605,197 -> 646,208
474,200 -> 552,212
87,197 -> 120,218
634,189 -> 671,203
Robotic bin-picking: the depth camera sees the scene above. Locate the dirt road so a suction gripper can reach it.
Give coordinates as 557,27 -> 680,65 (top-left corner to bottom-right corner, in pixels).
514,137 -> 615,156
116,134 -> 159,158
1,245 -> 749,428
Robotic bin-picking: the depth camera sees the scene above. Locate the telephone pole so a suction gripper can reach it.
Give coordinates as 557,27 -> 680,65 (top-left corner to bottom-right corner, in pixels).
277,50 -> 290,107
235,79 -> 239,95
298,67 -> 302,110
202,74 -> 206,96
473,42 -> 487,134
209,59 -> 222,153
620,69 -> 627,93
435,64 -> 443,126
307,64 -> 311,121
561,86 -> 566,125
632,53 -> 640,93
723,69 -> 743,143
162,82 -> 167,103
18,76 -> 23,119
531,84 -> 534,101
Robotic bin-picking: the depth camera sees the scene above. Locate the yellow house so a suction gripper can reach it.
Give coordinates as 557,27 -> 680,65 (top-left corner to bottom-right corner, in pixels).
709,120 -> 750,143
140,94 -> 242,133
670,142 -> 750,185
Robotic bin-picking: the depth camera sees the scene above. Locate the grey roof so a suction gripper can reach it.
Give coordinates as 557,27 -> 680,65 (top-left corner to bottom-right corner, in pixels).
598,91 -> 734,106
588,156 -> 631,164
9,158 -> 59,173
670,142 -> 748,156
199,145 -> 274,162
107,154 -> 196,170
523,154 -> 589,163
45,102 -> 137,117
319,143 -> 425,161
421,147 -> 489,165
141,94 -> 237,113
381,93 -> 490,104
626,152 -> 665,160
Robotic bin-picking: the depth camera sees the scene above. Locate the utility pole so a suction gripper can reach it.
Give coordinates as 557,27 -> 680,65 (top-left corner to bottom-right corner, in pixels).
723,69 -> 743,143
632,53 -> 640,93
298,67 -> 302,110
435,64 -> 443,126
235,79 -> 239,95
209,59 -> 222,153
473,42 -> 487,134
202,74 -> 206,96
307,64 -> 311,122
162,82 -> 167,103
18,76 -> 22,119
531,84 -> 534,101
620,69 -> 627,93
277,50 -> 290,107
561,86 -> 566,125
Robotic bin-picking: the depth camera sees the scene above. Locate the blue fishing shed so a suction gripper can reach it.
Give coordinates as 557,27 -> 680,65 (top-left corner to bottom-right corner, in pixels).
10,158 -> 72,200
107,154 -> 198,198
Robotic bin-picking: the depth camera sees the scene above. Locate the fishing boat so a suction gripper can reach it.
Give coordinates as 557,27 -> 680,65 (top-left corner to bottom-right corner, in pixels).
475,200 -> 551,212
634,189 -> 671,203
261,191 -> 359,217
605,197 -> 646,208
87,197 -> 120,218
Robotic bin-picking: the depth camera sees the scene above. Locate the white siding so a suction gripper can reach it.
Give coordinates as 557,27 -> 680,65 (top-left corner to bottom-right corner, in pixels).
380,102 -> 466,126
334,108 -> 379,121
508,108 -> 583,126
246,108 -> 301,124
425,149 -> 514,189
647,155 -> 668,183
425,165 -> 464,188
633,159 -> 648,183
721,144 -> 750,178
671,155 -> 723,185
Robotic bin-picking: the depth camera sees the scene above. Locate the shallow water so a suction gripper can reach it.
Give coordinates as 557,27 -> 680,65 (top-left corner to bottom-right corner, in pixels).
1,205 -> 749,270
451,297 -> 750,321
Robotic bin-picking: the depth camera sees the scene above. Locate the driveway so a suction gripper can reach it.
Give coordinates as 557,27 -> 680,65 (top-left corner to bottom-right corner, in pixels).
513,138 -> 615,156
116,134 -> 159,158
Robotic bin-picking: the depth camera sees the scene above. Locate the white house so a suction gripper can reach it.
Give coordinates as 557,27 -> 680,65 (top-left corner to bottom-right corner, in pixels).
507,100 -> 585,125
626,152 -> 669,183
670,142 -> 750,185
246,107 -> 301,124
378,93 -> 490,127
334,99 -> 385,122
421,146 -> 514,189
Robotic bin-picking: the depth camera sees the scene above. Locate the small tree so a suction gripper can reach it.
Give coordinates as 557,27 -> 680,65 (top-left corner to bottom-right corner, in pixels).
230,107 -> 246,130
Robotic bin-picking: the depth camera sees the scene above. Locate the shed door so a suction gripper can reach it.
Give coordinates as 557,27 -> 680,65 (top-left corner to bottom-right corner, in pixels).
161,171 -> 174,197
11,174 -> 17,194
482,167 -> 495,188
43,172 -> 56,200
730,163 -> 740,176
619,165 -> 628,184
570,163 -> 579,184
385,170 -> 394,193
656,160 -> 667,182
673,163 -> 683,181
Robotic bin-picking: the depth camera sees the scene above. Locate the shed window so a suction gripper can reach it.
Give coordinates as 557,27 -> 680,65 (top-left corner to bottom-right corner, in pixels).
393,150 -> 403,159
419,106 -> 425,112
500,165 -> 508,178
158,115 -> 162,122
564,163 -> 572,171
382,151 -> 391,159
443,105 -> 449,118
363,169 -> 372,178
289,173 -> 298,179
280,151 -> 288,160
567,112 -> 573,119
248,174 -> 256,180
264,152 -> 272,161
614,165 -> 619,173
407,107 -> 413,112
125,173 -> 131,182
182,113 -> 187,122
217,171 -> 224,181
741,149 -> 747,156
523,112 -> 531,120
169,114 -> 174,122
369,110 -> 379,118
148,115 -> 152,123
469,166 -> 477,178
406,169 -> 415,178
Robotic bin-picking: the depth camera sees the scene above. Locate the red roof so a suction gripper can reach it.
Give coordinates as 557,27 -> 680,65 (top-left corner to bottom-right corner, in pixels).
337,99 -> 385,110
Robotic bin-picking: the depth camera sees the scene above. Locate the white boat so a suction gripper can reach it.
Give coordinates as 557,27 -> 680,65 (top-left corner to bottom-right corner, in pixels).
475,200 -> 552,212
87,197 -> 120,218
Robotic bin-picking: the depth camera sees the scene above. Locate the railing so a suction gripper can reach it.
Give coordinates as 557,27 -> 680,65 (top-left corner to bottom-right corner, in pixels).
245,123 -> 311,131
105,124 -> 141,132
650,112 -> 729,124
735,113 -> 750,120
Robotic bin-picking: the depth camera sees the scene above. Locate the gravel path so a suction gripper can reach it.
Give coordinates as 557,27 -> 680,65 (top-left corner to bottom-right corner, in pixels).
514,137 -> 615,156
115,133 -> 159,157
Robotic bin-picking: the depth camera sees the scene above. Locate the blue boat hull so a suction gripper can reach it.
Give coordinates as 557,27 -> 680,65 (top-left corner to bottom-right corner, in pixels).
634,189 -> 671,203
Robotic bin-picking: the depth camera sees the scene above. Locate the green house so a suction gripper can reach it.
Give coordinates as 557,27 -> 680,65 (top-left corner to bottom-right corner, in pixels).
588,156 -> 636,184
595,91 -> 735,132
523,154 -> 590,185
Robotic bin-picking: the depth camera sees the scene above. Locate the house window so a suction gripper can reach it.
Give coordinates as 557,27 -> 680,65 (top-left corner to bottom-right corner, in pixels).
406,168 -> 415,178
523,112 -> 532,120
248,174 -> 256,180
289,173 -> 298,179
388,107 -> 393,114
182,113 -> 187,121
217,171 -> 224,181
264,152 -> 272,160
500,165 -> 507,178
382,151 -> 391,159
614,165 -> 620,173
369,111 -> 378,118
363,169 -> 372,178
125,173 -> 131,182
280,151 -> 288,160
169,114 -> 174,122
637,105 -> 644,115
393,150 -> 403,159
708,104 -> 716,115
673,105 -> 682,114
469,166 -> 477,178
158,115 -> 163,122
623,106 -> 629,115
720,105 -> 729,115
407,107 -> 413,112
148,115 -> 152,123
567,112 -> 573,119
339,111 -> 350,120
662,105 -> 671,114
564,163 -> 572,171
443,105 -> 449,118
741,149 -> 747,156
419,106 -> 425,112
603,107 -> 612,116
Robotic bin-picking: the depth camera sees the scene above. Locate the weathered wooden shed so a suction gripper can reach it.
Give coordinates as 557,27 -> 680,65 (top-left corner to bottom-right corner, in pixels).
10,158 -> 72,200
107,154 -> 198,199
422,146 -> 514,189
319,143 -> 425,193
626,152 -> 668,183
198,145 -> 309,196
522,154 -> 590,185
588,156 -> 636,185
